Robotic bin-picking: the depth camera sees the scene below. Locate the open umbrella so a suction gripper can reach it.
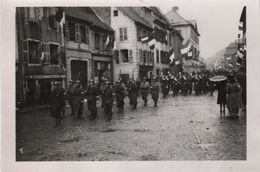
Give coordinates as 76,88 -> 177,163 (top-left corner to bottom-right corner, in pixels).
209,75 -> 227,82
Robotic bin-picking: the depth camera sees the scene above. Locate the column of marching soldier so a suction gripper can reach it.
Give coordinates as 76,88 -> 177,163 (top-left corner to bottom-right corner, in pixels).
49,71 -> 216,128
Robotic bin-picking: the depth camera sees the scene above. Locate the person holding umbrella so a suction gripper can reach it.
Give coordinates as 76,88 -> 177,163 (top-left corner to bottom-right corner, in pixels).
209,75 -> 228,113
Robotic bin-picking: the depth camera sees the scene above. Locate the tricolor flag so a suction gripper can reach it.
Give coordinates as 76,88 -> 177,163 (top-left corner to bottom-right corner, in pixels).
148,38 -> 156,49
141,36 -> 149,42
181,41 -> 191,54
168,49 -> 175,63
105,35 -> 110,46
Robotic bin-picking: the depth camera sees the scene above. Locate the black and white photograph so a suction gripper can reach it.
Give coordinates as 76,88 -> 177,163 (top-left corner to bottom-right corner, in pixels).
2,0 -> 260,171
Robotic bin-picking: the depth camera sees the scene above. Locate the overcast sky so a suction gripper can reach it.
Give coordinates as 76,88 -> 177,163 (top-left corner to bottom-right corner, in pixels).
157,0 -> 246,59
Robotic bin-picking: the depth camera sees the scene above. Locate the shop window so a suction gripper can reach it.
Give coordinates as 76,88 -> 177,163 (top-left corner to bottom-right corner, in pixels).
28,40 -> 40,64
113,10 -> 118,17
119,27 -> 127,41
120,49 -> 129,63
68,22 -> 75,41
94,33 -> 100,50
50,44 -> 59,65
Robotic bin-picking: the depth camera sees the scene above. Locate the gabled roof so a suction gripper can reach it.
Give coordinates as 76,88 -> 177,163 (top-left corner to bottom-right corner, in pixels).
224,42 -> 238,57
150,7 -> 170,25
65,7 -> 114,33
165,9 -> 200,36
117,7 -> 153,29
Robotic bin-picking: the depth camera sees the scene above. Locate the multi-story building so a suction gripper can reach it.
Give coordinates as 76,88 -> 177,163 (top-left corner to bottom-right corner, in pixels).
165,7 -> 201,73
94,7 -> 183,81
64,7 -> 114,88
16,7 -> 66,105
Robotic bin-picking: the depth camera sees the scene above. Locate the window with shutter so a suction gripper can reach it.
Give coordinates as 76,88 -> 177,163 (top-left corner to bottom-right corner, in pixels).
50,44 -> 59,65
48,8 -> 58,30
80,25 -> 86,43
68,22 -> 75,41
42,43 -> 50,64
28,40 -> 40,64
120,49 -> 129,62
85,27 -> 90,45
151,52 -> 154,64
75,24 -> 81,42
26,7 -> 38,23
94,33 -> 100,50
143,51 -> 146,65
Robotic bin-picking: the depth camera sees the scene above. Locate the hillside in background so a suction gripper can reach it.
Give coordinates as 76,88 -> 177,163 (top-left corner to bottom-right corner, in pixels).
205,48 -> 226,69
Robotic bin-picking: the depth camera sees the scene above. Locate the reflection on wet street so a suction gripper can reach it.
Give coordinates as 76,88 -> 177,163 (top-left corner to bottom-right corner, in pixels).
16,92 -> 246,161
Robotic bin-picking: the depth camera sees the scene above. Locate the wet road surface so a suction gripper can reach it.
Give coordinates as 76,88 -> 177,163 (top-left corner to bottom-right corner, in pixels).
16,92 -> 246,161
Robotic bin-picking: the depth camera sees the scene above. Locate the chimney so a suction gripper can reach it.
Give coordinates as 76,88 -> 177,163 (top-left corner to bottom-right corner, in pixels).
172,6 -> 179,13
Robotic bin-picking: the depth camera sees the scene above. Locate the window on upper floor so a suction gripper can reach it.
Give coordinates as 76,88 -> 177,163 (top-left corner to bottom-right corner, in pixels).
120,49 -> 129,63
176,29 -> 181,35
25,7 -> 39,23
113,10 -> 118,17
68,22 -> 75,41
50,44 -> 59,65
28,40 -> 40,64
95,33 -> 100,50
80,25 -> 86,43
119,27 -> 127,41
48,8 -> 58,30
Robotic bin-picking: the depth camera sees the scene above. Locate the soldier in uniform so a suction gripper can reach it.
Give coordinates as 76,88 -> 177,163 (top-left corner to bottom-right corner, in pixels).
161,75 -> 169,98
128,80 -> 139,109
150,77 -> 160,107
187,74 -> 193,95
140,77 -> 150,106
72,80 -> 84,119
85,80 -> 98,120
114,80 -> 126,113
102,80 -> 114,121
49,81 -> 65,128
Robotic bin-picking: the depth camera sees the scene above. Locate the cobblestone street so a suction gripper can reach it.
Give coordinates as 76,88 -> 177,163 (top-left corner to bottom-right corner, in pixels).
16,92 -> 246,161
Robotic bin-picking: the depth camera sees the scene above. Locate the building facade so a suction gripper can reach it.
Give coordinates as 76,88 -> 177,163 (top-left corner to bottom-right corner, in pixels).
16,7 -> 66,105
165,7 -> 202,73
65,7 -> 114,88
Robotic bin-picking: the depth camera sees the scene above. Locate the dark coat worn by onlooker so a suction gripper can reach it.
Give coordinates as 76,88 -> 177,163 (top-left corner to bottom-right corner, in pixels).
128,82 -> 139,108
115,82 -> 126,111
102,85 -> 114,120
216,81 -> 227,105
151,81 -> 160,106
85,84 -> 98,119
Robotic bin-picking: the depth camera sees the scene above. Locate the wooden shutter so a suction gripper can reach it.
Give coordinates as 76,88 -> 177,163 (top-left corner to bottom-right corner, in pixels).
119,28 -> 123,41
139,49 -> 143,64
128,49 -> 133,63
85,27 -> 89,45
75,24 -> 81,42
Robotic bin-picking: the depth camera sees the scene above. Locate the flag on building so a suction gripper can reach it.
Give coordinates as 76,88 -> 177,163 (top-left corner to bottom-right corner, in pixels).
175,60 -> 180,65
38,7 -> 44,21
181,40 -> 191,54
238,22 -> 243,31
55,8 -> 64,23
105,35 -> 110,46
168,49 -> 175,63
140,36 -> 149,42
148,38 -> 156,49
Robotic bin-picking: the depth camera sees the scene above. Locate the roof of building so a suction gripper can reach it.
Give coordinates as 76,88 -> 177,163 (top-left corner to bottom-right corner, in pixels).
165,9 -> 200,36
65,7 -> 114,33
150,7 -> 170,25
224,42 -> 238,57
117,7 -> 153,29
